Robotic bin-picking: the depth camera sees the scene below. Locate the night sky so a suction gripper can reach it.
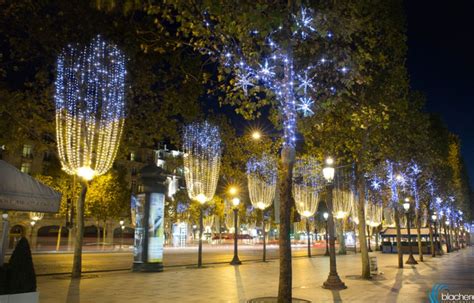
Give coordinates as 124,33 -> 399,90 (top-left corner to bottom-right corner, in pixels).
405,1 -> 474,187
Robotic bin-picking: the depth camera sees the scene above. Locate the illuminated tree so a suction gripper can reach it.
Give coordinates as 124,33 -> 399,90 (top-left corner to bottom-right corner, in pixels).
55,35 -> 126,278
293,157 -> 323,257
183,121 -> 222,268
205,6 -> 348,297
332,166 -> 354,254
247,154 -> 277,262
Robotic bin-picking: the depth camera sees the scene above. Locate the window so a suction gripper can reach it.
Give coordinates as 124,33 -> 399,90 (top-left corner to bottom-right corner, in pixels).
22,144 -> 32,158
130,152 -> 135,161
21,162 -> 31,174
131,180 -> 137,193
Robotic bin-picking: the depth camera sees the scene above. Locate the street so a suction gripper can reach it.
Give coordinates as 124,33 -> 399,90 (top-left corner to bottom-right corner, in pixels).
29,243 -> 334,275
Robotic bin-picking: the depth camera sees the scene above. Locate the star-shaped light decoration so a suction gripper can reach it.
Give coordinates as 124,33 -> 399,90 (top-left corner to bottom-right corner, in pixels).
258,60 -> 275,80
235,70 -> 254,96
296,97 -> 314,117
371,176 -> 382,191
297,71 -> 314,94
293,8 -> 316,39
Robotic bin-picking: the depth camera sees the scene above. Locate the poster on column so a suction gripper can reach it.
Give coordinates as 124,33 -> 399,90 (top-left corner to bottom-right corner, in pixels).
148,193 -> 165,263
133,194 -> 145,263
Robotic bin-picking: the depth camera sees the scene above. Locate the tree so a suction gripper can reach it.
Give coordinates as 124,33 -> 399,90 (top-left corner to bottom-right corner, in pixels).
86,169 -> 131,244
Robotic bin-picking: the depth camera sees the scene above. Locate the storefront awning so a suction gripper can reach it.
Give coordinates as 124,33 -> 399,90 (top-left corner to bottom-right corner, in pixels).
0,160 -> 61,213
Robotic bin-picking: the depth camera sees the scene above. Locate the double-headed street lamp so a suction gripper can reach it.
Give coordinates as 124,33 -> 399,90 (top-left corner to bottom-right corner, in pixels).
402,198 -> 417,265
322,158 -> 346,290
323,212 -> 329,256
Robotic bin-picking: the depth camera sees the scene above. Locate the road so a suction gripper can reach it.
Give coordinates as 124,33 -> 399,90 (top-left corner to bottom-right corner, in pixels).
27,242 -> 344,275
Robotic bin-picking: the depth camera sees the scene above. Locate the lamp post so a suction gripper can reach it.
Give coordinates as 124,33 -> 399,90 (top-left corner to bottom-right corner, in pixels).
322,157 -> 346,290
119,220 -> 124,250
230,197 -> 242,265
323,212 -> 329,256
403,198 -> 417,265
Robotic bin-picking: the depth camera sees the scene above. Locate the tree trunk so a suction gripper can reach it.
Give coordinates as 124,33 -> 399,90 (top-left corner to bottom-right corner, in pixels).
338,219 -> 346,255
356,171 -> 370,279
56,225 -> 63,252
375,226 -> 379,251
103,220 -> 107,250
416,211 -> 423,261
353,223 -> 357,253
394,209 -> 403,268
429,222 -> 435,257
72,181 -> 87,278
96,221 -> 101,249
277,146 -> 295,302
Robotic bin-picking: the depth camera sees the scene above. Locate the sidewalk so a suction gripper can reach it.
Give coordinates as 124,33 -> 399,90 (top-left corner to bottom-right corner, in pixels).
37,246 -> 474,303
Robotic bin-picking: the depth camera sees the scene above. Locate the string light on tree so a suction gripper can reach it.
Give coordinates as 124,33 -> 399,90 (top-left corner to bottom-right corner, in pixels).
55,35 -> 126,180
247,153 -> 277,262
246,154 -> 277,211
206,7 -> 350,146
293,157 -> 323,218
182,121 -> 222,268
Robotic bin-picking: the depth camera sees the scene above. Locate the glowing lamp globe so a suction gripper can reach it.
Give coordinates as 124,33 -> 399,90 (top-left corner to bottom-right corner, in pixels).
403,202 -> 410,212
323,167 -> 335,182
323,212 -> 329,220
232,197 -> 240,207
196,194 -> 208,204
431,214 -> 437,221
251,131 -> 262,140
77,166 -> 95,181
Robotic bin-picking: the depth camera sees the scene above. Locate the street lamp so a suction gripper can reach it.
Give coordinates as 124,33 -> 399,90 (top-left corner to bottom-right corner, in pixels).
119,220 -> 125,250
251,130 -> 262,141
403,198 -> 417,265
323,212 -> 329,256
322,157 -> 346,290
230,197 -> 242,265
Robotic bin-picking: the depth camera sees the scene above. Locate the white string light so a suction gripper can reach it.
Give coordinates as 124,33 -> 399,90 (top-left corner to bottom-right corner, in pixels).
293,157 -> 323,218
247,154 -> 277,210
55,35 -> 126,180
182,121 -> 222,204
333,166 -> 354,219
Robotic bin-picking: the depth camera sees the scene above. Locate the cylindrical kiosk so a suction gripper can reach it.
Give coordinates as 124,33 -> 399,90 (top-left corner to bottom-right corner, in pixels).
132,164 -> 167,272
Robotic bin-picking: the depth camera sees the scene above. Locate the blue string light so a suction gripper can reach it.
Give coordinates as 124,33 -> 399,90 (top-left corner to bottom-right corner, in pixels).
205,7 -> 347,147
